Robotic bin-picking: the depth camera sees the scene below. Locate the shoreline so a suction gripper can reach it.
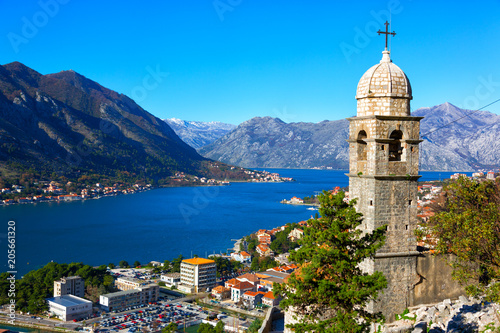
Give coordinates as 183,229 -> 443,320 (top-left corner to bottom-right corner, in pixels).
1,179 -> 295,208
280,200 -> 319,207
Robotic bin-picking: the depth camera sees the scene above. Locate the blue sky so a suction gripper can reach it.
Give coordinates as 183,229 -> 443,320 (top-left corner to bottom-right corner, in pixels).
1,0 -> 499,124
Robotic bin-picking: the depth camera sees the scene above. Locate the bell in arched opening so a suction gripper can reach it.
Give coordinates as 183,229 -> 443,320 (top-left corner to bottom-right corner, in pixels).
357,130 -> 368,161
389,130 -> 403,161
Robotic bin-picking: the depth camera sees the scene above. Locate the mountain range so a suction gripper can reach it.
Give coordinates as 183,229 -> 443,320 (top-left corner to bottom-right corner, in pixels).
0,62 -> 242,184
198,103 -> 500,171
1,61 -> 497,179
164,118 -> 235,149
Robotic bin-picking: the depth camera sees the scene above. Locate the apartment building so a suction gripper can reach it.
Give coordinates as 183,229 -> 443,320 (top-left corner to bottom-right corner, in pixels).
115,277 -> 152,291
178,258 -> 217,293
53,276 -> 85,298
99,284 -> 159,312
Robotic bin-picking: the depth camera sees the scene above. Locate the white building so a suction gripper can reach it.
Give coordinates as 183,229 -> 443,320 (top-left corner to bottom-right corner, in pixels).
160,273 -> 181,288
46,295 -> 92,321
178,258 -> 217,293
115,277 -> 152,291
100,284 -> 159,312
54,276 -> 85,298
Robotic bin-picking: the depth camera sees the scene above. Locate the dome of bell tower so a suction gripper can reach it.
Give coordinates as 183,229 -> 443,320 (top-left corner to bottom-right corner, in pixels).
355,50 -> 412,117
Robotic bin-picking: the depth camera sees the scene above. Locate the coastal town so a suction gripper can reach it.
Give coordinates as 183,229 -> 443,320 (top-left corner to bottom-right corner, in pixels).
1,170 -> 498,333
0,222 -> 304,332
0,169 -> 293,206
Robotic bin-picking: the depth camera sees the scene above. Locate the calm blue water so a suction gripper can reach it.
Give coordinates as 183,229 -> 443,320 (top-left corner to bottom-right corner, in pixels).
0,169 -> 470,276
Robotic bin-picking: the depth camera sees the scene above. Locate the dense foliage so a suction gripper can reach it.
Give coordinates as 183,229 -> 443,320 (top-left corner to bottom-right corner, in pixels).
275,191 -> 387,333
269,224 -> 300,254
250,254 -> 278,272
210,256 -> 243,277
197,321 -> 224,333
418,177 -> 500,301
161,322 -> 178,333
171,255 -> 185,273
0,262 -> 114,314
248,318 -> 263,333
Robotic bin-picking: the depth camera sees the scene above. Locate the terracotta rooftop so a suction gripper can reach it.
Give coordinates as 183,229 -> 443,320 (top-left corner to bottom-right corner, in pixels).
182,258 -> 215,265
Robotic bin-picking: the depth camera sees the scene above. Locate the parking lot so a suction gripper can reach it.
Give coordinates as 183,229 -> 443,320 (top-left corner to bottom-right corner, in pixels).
96,302 -> 205,332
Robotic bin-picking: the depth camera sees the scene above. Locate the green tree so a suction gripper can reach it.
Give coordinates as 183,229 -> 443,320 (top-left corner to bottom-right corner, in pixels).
0,262 -> 114,314
197,323 -> 216,333
215,320 -> 224,333
250,255 -> 260,272
171,255 -> 184,273
162,322 -> 177,333
420,177 -> 500,301
248,318 -> 263,333
211,256 -> 243,277
119,260 -> 129,268
133,261 -> 141,268
108,263 -> 115,269
270,230 -> 298,254
275,191 -> 387,333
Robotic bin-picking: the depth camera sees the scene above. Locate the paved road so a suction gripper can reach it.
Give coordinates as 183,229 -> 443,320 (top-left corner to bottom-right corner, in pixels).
0,293 -> 211,332
0,312 -> 81,330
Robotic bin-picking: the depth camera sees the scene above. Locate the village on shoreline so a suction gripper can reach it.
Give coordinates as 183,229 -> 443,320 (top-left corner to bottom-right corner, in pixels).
0,169 -> 294,207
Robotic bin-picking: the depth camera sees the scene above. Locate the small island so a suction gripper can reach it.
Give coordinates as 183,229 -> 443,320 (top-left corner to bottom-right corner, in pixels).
281,186 -> 346,208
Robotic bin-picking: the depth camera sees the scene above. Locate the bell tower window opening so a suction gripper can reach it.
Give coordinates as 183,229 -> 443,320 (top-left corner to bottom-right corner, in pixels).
388,130 -> 403,161
357,130 -> 368,161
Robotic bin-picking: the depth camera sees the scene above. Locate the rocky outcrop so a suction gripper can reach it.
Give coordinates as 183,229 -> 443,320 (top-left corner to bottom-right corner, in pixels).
386,296 -> 500,332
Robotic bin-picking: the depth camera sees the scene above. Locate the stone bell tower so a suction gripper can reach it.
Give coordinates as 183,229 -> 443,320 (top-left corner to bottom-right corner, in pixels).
347,33 -> 423,319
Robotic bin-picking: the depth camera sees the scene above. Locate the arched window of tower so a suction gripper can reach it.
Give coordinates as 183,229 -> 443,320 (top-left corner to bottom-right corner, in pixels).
357,130 -> 368,161
389,130 -> 403,161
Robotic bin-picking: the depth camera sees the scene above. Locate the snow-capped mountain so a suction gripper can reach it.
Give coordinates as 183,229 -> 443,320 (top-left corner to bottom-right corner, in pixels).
164,118 -> 236,149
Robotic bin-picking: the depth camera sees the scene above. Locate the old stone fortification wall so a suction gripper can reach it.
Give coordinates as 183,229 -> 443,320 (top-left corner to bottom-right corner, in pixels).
413,252 -> 465,306
361,252 -> 465,323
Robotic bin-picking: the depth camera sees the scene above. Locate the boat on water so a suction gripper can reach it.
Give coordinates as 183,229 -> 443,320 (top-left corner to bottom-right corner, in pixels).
307,207 -> 318,211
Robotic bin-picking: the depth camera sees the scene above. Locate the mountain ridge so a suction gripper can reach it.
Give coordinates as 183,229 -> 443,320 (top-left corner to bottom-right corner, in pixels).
199,103 -> 500,171
0,61 -> 243,184
164,118 -> 236,149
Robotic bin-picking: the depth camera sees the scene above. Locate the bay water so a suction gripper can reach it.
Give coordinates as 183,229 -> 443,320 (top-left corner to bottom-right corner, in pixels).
0,169 -> 468,276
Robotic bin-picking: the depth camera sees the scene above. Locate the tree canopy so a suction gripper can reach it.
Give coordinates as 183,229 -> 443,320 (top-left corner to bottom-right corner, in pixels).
171,254 -> 184,273
161,322 -> 178,333
210,256 -> 243,277
248,318 -> 263,332
0,262 -> 114,314
275,191 -> 387,333
419,177 -> 500,301
197,321 -> 224,333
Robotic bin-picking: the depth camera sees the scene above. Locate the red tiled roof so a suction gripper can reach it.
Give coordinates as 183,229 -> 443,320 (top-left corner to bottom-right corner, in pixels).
233,281 -> 254,290
243,291 -> 259,297
237,273 -> 259,282
226,278 -> 238,286
212,286 -> 228,293
263,291 -> 275,299
257,244 -> 270,252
